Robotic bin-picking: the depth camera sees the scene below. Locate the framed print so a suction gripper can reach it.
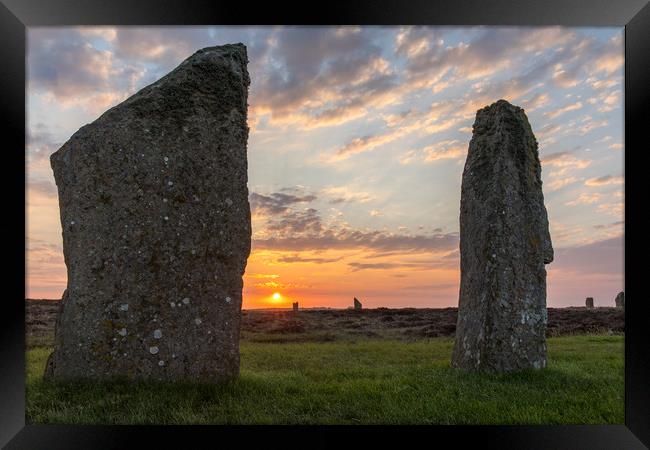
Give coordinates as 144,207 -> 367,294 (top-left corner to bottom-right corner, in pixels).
1,0 -> 649,448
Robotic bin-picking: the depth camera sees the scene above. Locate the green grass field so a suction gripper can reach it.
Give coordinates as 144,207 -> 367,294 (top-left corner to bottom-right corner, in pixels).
26,335 -> 623,425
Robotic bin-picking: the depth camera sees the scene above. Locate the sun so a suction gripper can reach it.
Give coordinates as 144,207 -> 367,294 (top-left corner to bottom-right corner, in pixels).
272,292 -> 281,301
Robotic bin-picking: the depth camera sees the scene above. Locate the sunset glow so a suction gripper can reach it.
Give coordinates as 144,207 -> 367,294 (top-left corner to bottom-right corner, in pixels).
26,26 -> 624,309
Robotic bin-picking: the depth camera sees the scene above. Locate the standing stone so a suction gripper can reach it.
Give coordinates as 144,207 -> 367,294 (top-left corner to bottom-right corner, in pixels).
586,297 -> 594,308
292,302 -> 299,312
354,297 -> 362,310
451,100 -> 553,373
45,44 -> 251,381
615,291 -> 624,308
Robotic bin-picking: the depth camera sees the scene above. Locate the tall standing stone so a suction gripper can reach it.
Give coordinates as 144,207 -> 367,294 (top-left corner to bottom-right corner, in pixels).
615,291 -> 624,308
354,297 -> 362,310
45,44 -> 251,381
292,302 -> 299,312
586,297 -> 594,308
451,100 -> 553,373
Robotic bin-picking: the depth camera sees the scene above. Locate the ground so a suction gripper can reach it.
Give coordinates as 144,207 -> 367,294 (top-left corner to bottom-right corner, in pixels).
26,299 -> 625,346
25,300 -> 624,425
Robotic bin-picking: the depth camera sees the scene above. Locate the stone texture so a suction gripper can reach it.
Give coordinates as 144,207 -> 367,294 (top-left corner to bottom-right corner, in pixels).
45,44 -> 251,381
615,291 -> 624,308
292,302 -> 299,312
451,99 -> 553,373
586,297 -> 594,308
354,297 -> 362,310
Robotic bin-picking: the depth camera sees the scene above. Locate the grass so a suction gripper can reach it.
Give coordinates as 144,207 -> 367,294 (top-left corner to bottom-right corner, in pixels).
26,335 -> 623,425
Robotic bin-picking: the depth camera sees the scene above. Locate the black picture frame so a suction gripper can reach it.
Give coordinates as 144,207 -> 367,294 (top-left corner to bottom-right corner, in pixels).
2,1 -> 648,448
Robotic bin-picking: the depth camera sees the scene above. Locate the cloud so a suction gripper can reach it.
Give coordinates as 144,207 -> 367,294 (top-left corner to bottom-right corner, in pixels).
422,140 -> 466,163
253,280 -> 311,289
329,99 -> 472,162
594,91 -> 621,113
334,132 -> 400,159
551,63 -> 582,88
545,176 -> 579,192
585,175 -> 623,187
593,220 -> 624,230
536,123 -> 564,142
27,179 -> 58,198
544,101 -> 583,119
276,254 -> 343,264
246,273 -> 280,279
112,28 -> 215,67
565,192 -> 603,206
252,189 -> 459,254
28,28 -> 145,113
266,208 -> 323,234
26,237 -> 66,297
523,92 -> 550,111
381,109 -> 419,127
587,88 -> 621,110
252,187 -> 459,255
551,237 -> 623,276
250,191 -> 317,216
331,125 -> 412,160
399,149 -> 418,165
251,27 -> 401,128
396,27 -> 575,86
587,77 -> 619,91
591,34 -> 624,75
254,228 -> 459,253
597,201 -> 623,218
27,124 -> 62,161
541,151 -> 591,178
322,186 -> 374,204
348,261 -> 430,271
579,119 -> 608,136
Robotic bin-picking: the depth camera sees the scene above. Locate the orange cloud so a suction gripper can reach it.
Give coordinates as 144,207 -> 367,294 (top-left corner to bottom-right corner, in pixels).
545,176 -> 579,192
544,101 -> 583,119
565,192 -> 603,206
585,175 -> 623,187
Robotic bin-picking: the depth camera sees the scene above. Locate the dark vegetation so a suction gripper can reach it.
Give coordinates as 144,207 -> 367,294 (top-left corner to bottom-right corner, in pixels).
25,300 -> 624,424
27,299 -> 624,347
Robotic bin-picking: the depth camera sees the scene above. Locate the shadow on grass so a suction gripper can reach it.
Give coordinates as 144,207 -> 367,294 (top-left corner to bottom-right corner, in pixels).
26,335 -> 624,425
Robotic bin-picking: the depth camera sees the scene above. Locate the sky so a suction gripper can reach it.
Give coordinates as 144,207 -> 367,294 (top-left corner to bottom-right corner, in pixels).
26,26 -> 624,309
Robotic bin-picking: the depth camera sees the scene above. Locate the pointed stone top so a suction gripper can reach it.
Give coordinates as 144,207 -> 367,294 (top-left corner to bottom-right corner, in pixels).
476,99 -> 525,118
51,43 -> 250,164
142,42 -> 249,95
471,99 -> 537,150
183,43 -> 248,70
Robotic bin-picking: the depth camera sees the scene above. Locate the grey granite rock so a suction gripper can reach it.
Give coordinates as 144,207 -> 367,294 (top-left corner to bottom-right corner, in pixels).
586,297 -> 594,308
45,44 -> 251,381
614,291 -> 624,308
451,99 -> 553,373
354,297 -> 362,310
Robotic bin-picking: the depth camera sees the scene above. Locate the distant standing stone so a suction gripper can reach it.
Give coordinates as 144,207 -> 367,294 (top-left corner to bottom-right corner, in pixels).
452,100 -> 553,373
615,291 -> 624,308
45,44 -> 251,381
586,297 -> 594,308
292,302 -> 299,312
354,297 -> 362,310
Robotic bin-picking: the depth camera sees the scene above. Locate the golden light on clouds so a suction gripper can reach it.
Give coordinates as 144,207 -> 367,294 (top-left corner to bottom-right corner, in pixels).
25,26 -> 624,307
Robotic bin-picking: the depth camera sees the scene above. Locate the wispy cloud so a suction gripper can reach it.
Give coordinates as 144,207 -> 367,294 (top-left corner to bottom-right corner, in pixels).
566,192 -> 603,206
26,26 -> 624,307
544,101 -> 583,119
585,175 -> 623,187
